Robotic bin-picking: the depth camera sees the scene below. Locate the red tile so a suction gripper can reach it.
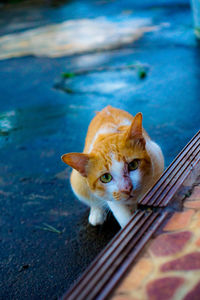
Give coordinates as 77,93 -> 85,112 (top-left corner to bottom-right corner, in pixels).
164,210 -> 194,231
146,276 -> 184,300
196,238 -> 200,247
183,281 -> 200,300
161,252 -> 200,272
150,231 -> 191,256
184,201 -> 200,209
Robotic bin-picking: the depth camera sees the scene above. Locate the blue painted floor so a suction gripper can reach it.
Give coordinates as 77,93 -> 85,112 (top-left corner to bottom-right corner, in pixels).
0,0 -> 199,299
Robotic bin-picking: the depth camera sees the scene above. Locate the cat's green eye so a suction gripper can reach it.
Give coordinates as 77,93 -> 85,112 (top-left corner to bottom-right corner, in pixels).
128,159 -> 139,171
100,173 -> 112,183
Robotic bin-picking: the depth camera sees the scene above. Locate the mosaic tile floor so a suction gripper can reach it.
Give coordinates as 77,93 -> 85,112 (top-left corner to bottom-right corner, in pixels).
111,177 -> 200,300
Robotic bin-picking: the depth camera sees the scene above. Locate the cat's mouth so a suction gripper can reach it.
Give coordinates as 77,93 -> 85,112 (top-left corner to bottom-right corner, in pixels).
123,195 -> 136,204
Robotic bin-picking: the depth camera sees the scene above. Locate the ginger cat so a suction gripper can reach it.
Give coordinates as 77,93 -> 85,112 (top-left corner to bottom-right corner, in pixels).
62,106 -> 164,228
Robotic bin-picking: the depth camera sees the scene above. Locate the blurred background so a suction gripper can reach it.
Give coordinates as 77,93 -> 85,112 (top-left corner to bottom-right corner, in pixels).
0,0 -> 200,299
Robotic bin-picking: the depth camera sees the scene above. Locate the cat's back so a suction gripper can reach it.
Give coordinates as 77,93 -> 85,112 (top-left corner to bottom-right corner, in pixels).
84,106 -> 133,153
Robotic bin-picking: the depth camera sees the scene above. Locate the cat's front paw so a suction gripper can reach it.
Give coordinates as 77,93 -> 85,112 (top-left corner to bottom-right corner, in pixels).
88,207 -> 107,226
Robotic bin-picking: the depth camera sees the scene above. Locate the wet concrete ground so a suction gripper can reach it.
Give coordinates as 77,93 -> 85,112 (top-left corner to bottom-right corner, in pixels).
0,0 -> 200,299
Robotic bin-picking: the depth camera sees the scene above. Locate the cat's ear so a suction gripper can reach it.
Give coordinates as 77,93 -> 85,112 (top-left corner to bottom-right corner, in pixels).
61,153 -> 90,177
126,113 -> 145,148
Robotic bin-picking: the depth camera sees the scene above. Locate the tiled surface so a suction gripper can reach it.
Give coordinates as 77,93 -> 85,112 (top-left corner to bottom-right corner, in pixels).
111,179 -> 200,300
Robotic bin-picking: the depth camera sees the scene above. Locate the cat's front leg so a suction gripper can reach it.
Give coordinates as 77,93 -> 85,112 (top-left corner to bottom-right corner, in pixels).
107,202 -> 132,228
88,206 -> 107,226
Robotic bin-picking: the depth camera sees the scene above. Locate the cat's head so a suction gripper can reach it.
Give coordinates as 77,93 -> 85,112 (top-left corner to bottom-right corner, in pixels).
62,113 -> 152,204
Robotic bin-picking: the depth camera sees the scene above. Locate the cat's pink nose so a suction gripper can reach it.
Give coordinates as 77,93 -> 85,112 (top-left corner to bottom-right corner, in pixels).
121,184 -> 133,195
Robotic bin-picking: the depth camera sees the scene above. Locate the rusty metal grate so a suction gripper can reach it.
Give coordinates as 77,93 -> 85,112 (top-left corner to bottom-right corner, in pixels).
62,130 -> 200,300
63,211 -> 168,300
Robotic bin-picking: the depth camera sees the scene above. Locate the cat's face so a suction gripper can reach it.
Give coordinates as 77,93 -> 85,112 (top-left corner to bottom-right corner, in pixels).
62,113 -> 153,204
85,134 -> 152,204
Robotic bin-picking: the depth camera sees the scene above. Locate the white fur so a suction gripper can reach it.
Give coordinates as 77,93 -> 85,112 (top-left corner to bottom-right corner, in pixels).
130,169 -> 141,190
88,207 -> 107,226
110,154 -> 124,181
110,153 -> 141,192
107,201 -> 132,228
107,154 -> 125,200
71,181 -> 107,225
119,119 -> 131,126
145,139 -> 164,180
